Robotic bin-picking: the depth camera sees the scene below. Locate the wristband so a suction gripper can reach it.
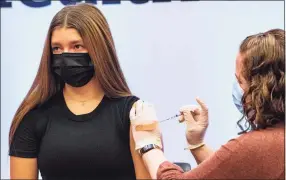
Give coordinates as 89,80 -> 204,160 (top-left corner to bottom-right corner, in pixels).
139,144 -> 161,156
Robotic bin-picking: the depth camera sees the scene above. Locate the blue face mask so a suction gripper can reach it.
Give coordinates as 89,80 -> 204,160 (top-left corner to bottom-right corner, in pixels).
232,78 -> 244,114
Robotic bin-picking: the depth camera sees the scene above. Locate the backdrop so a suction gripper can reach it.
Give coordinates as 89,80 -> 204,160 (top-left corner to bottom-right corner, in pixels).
1,1 -> 284,179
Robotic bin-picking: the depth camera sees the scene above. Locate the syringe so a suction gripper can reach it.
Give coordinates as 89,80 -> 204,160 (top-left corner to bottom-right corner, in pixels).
159,113 -> 182,123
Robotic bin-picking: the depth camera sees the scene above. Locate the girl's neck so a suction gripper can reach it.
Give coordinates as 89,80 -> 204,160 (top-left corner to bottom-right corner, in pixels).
63,77 -> 104,101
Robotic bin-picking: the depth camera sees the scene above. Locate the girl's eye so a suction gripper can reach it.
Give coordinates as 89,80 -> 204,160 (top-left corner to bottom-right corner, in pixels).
52,47 -> 61,53
74,45 -> 83,49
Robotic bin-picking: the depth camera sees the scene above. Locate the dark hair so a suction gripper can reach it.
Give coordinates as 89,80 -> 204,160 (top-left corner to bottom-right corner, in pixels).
237,29 -> 285,134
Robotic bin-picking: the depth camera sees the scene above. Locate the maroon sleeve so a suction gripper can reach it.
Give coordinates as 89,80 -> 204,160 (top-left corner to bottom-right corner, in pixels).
157,161 -> 185,179
157,128 -> 285,180
157,138 -> 243,179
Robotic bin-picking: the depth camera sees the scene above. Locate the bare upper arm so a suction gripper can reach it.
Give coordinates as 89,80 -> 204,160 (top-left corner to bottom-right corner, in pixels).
10,156 -> 38,180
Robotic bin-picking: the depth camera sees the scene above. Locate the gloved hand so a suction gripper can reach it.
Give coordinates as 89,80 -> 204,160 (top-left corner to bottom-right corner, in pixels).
130,100 -> 162,151
179,97 -> 209,149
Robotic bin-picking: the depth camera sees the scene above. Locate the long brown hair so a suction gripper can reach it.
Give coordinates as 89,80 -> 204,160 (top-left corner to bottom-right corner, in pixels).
9,3 -> 132,144
238,28 -> 285,132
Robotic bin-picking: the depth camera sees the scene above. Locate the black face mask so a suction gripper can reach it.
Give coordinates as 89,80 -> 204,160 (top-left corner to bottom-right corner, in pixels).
51,53 -> 95,87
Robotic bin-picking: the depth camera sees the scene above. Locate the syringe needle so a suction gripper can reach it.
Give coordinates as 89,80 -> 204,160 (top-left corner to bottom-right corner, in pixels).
159,114 -> 181,123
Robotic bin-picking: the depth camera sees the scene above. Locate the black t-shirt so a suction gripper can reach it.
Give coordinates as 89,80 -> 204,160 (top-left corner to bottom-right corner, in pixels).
9,91 -> 139,180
